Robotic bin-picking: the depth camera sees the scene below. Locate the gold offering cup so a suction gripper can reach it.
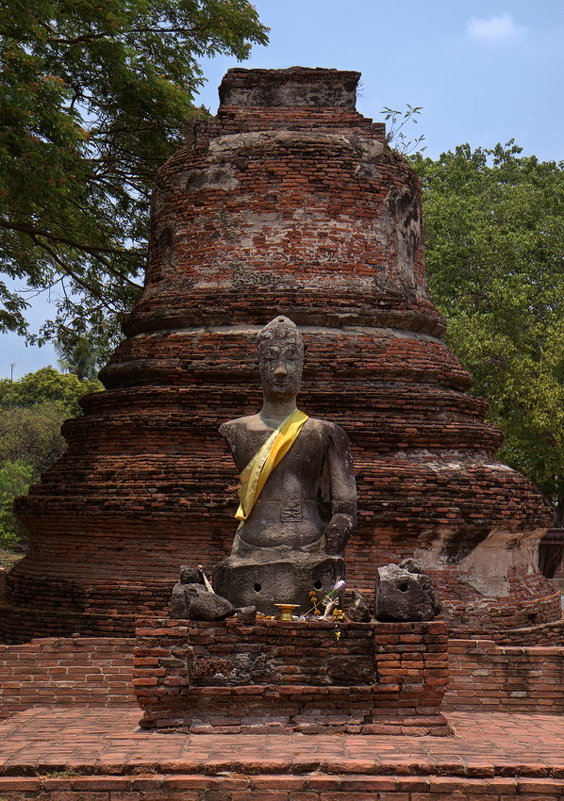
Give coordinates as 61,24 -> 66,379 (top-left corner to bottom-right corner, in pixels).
274,603 -> 300,621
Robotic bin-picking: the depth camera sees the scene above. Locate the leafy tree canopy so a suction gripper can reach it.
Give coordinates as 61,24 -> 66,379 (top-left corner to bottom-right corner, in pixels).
0,366 -> 103,548
55,330 -> 104,380
413,142 -> 564,511
0,0 -> 268,343
0,403 -> 69,473
0,459 -> 33,547
0,366 -> 102,415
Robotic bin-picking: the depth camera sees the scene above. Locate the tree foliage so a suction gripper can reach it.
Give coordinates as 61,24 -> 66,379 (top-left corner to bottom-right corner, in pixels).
413,142 -> 564,512
0,366 -> 102,415
0,0 -> 268,342
0,459 -> 33,547
0,403 -> 68,472
55,331 -> 103,380
0,366 -> 103,547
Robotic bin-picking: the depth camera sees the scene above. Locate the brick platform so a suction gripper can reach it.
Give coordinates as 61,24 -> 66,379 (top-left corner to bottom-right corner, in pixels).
134,619 -> 450,735
0,707 -> 563,799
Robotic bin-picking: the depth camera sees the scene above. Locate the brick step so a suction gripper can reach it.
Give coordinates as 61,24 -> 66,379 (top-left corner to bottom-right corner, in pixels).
1,773 -> 564,800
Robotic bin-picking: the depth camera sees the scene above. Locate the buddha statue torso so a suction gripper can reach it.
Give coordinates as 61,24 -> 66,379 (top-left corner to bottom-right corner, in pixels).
220,414 -> 355,556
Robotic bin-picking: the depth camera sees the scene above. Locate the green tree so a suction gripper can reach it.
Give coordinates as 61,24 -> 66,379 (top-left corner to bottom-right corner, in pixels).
413,142 -> 564,516
0,459 -> 33,547
0,403 -> 68,473
0,0 -> 268,342
0,366 -> 103,550
0,366 -> 102,415
55,331 -> 102,380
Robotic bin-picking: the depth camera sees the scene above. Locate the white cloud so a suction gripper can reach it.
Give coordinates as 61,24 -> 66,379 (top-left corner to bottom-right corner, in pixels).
467,14 -> 526,45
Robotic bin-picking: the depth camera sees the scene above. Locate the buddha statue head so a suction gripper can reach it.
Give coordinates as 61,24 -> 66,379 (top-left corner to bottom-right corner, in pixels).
257,316 -> 304,402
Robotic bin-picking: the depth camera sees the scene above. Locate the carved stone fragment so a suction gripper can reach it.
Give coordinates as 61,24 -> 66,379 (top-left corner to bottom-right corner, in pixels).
171,566 -> 235,621
346,589 -> 371,622
374,561 -> 441,622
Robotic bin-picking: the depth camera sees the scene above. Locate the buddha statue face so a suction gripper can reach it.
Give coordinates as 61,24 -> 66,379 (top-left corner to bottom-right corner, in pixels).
258,317 -> 304,402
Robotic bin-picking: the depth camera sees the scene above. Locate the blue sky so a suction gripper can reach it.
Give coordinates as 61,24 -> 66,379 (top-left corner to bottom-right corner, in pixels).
2,0 -> 563,379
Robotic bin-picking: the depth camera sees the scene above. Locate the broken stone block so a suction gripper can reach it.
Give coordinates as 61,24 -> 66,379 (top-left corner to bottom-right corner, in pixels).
171,566 -> 235,621
234,605 -> 257,623
346,589 -> 371,622
185,584 -> 236,621
171,564 -> 204,618
179,564 -> 204,585
374,562 -> 441,622
398,558 -> 422,574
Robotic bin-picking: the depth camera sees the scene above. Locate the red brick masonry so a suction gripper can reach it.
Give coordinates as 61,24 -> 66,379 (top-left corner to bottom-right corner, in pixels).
444,638 -> 564,713
492,617 -> 564,645
0,637 -> 135,720
2,628 -> 562,722
0,707 -> 563,800
4,66 -> 556,639
133,618 -> 451,735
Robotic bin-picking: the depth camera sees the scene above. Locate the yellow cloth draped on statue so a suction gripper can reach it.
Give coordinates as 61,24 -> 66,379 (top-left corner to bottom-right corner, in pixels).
235,409 -> 309,526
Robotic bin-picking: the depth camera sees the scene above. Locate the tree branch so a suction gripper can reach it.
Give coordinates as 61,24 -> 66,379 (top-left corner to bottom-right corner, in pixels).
44,25 -> 201,46
0,219 -> 143,289
28,234 -> 119,311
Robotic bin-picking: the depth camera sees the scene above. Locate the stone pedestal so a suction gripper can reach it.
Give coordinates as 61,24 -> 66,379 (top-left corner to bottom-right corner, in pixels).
213,552 -> 344,615
134,618 -> 452,735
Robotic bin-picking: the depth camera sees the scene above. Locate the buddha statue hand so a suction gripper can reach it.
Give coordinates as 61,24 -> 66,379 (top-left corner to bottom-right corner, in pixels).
323,512 -> 355,555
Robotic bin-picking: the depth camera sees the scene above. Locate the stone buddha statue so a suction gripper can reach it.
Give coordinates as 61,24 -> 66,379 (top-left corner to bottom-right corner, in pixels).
213,316 -> 357,614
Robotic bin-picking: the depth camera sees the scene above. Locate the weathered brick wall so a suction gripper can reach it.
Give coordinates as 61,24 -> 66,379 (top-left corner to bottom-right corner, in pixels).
444,638 -> 564,713
435,579 -> 561,634
0,637 -> 135,720
0,572 -> 171,643
134,618 -> 450,735
492,618 -> 564,645
2,629 -> 563,723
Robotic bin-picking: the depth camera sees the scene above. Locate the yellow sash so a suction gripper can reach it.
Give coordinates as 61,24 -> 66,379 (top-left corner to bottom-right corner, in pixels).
235,409 -> 309,526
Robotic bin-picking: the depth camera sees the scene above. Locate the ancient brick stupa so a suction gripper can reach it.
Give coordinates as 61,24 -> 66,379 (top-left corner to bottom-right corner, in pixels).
1,68 -> 559,642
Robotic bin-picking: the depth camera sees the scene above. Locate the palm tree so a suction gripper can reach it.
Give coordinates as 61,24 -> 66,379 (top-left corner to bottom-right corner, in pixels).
55,335 -> 100,381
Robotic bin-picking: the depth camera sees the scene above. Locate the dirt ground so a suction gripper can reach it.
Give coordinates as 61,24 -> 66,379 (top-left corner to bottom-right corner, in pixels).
0,548 -> 23,570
